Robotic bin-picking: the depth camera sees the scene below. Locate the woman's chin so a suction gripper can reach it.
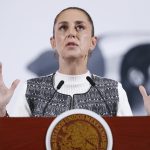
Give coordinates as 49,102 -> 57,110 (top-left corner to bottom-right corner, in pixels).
62,54 -> 83,60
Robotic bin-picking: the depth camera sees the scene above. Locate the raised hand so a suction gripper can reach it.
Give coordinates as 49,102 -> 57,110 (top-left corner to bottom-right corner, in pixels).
139,85 -> 150,115
0,63 -> 20,116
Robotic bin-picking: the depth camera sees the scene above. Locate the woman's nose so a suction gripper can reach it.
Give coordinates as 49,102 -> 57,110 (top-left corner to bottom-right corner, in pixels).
67,27 -> 76,38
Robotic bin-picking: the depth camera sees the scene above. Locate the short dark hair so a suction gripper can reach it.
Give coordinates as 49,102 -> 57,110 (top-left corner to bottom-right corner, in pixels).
53,7 -> 94,37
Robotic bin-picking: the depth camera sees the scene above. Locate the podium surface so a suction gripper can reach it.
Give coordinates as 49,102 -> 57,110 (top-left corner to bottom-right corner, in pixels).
0,117 -> 150,150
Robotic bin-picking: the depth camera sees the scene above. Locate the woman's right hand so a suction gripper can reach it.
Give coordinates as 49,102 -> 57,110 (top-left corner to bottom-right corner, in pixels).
0,63 -> 20,116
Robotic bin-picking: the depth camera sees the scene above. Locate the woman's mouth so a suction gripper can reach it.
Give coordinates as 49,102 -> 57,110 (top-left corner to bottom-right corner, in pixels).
66,42 -> 78,47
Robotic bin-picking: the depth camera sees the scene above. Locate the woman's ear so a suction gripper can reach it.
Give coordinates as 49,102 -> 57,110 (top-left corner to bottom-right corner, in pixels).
50,37 -> 56,49
90,36 -> 97,52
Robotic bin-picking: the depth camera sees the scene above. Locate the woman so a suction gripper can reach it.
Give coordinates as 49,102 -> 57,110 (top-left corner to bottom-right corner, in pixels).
0,7 -> 150,117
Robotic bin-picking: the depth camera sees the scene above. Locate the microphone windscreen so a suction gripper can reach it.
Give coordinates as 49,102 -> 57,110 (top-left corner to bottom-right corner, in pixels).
57,80 -> 64,90
86,76 -> 95,86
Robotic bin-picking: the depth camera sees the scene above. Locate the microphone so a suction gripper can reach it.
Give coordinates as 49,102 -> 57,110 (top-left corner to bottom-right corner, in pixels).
56,80 -> 64,90
42,80 -> 64,116
86,76 -> 95,86
86,76 -> 111,116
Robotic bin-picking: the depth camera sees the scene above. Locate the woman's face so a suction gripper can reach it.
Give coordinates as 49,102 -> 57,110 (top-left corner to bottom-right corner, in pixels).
51,9 -> 97,62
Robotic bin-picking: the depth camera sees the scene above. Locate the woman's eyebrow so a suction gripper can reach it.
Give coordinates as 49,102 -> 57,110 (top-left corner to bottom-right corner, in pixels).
58,21 -> 86,25
58,21 -> 68,25
75,21 -> 86,25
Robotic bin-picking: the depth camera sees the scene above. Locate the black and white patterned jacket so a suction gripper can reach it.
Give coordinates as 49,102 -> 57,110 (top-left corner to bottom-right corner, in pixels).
26,74 -> 119,117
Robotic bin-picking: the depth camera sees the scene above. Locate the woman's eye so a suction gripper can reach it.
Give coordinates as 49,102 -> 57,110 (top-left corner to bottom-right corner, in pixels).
59,25 -> 67,31
76,25 -> 84,31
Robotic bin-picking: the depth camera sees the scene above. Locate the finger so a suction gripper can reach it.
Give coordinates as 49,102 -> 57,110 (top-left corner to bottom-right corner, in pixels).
139,85 -> 148,98
0,62 -> 3,77
0,63 -> 4,84
0,62 -> 4,82
10,79 -> 20,92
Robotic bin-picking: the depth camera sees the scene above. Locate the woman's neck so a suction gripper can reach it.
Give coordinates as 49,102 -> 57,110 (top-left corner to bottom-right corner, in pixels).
58,58 -> 88,75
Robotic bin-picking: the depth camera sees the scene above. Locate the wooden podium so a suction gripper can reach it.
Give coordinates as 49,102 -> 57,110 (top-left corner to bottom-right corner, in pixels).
0,117 -> 150,150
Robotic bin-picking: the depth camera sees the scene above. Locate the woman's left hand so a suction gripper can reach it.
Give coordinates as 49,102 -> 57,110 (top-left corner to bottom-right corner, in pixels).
139,85 -> 150,115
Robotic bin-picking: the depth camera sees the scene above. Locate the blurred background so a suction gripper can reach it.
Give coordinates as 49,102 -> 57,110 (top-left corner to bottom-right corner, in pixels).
1,0 -> 150,115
